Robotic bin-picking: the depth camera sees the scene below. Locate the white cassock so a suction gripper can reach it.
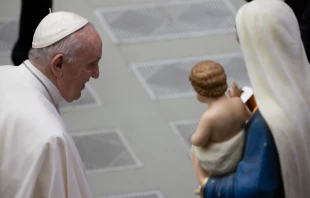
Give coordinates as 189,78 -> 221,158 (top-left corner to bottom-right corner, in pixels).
0,60 -> 92,198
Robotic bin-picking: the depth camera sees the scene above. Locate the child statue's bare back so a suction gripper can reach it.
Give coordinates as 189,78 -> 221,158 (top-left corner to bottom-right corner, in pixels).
199,97 -> 250,145
189,60 -> 251,178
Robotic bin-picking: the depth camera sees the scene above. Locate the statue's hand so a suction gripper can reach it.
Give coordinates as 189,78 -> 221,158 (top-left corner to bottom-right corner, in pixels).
227,81 -> 243,98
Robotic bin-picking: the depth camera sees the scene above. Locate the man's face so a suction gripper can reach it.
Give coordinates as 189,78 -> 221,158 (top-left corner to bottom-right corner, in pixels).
57,33 -> 102,102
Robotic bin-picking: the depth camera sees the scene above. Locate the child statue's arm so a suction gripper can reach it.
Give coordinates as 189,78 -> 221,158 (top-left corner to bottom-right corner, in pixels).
191,113 -> 212,147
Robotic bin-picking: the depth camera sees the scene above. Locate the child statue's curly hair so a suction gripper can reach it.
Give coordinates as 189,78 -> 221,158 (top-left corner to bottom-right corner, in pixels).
189,60 -> 228,97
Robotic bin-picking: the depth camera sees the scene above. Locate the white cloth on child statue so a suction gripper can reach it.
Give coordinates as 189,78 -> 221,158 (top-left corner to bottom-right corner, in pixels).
0,61 -> 92,198
192,130 -> 245,176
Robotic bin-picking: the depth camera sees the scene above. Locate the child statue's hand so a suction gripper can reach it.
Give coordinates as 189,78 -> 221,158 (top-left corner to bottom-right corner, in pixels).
228,81 -> 243,98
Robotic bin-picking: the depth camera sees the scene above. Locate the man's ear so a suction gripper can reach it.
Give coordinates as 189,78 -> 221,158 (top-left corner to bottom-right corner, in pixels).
51,54 -> 64,77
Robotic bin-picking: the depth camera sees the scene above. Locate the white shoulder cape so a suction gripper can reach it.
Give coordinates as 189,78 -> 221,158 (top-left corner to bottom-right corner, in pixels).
0,65 -> 92,198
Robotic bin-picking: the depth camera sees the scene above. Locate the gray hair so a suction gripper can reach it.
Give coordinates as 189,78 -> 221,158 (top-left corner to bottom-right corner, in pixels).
28,22 -> 94,65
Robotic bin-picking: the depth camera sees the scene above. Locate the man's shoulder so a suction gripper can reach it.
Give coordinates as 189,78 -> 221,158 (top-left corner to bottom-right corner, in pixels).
3,99 -> 67,141
22,109 -> 65,132
0,65 -> 20,77
0,65 -> 16,69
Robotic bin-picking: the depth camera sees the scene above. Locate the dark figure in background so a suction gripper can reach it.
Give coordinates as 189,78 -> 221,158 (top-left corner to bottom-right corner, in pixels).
11,0 -> 52,66
299,1 -> 310,60
245,0 -> 310,61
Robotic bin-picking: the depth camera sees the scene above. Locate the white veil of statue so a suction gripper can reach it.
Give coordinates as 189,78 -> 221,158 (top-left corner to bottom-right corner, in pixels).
236,0 -> 310,197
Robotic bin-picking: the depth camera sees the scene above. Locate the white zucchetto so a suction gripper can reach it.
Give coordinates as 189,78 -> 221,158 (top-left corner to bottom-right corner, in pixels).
32,11 -> 88,48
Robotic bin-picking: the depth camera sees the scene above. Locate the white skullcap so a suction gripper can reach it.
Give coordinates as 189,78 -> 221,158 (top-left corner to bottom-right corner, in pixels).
32,11 -> 88,48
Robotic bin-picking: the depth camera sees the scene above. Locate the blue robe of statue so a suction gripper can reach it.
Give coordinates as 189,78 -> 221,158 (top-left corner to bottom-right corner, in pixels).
203,110 -> 285,198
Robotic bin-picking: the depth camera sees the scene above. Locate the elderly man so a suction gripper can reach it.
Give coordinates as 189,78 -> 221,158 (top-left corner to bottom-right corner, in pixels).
0,11 -> 102,198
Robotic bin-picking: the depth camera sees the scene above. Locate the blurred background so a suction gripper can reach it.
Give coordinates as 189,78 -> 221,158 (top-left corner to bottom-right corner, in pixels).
0,0 -> 249,197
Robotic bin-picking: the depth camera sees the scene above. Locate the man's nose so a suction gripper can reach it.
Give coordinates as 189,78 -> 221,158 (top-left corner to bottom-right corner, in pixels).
91,66 -> 100,79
